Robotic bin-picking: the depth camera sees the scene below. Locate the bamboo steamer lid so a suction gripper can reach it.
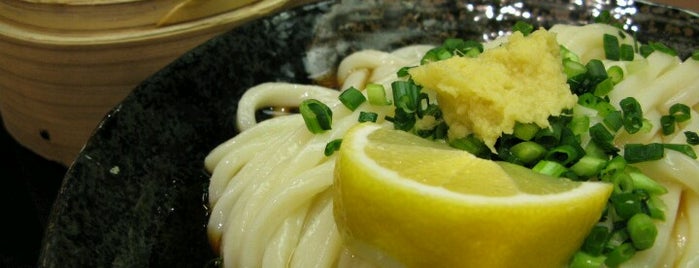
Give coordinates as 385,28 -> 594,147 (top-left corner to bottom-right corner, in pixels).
0,0 -> 316,166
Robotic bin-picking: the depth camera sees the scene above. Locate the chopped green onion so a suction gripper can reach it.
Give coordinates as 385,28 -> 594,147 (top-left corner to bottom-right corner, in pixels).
594,10 -> 613,24
570,252 -> 606,268
392,81 -> 420,113
449,134 -> 491,159
595,101 -> 617,118
607,65 -> 624,84
386,107 -> 416,131
570,156 -> 608,177
608,171 -> 634,194
646,195 -> 667,220
560,45 -> 581,62
602,155 -> 627,176
513,21 -> 534,36
685,131 -> 699,145
627,169 -> 668,195
620,97 -> 643,134
545,144 -> 581,166
396,66 -> 413,78
611,192 -> 644,219
338,87 -> 366,111
358,111 -> 378,123
648,41 -> 677,57
624,143 -> 664,163
586,59 -> 609,85
563,58 -> 587,79
578,93 -> 600,108
581,225 -> 610,256
606,229 -> 629,249
660,115 -> 676,135
627,213 -> 657,250
620,44 -> 635,61
693,50 -> 699,60
605,243 -> 636,267
604,34 -> 621,60
569,115 -> 590,136
513,122 -> 540,141
366,83 -> 391,105
639,44 -> 654,58
669,103 -> 691,122
663,143 -> 697,159
594,78 -> 615,97
324,139 -> 342,156
589,123 -> 619,154
300,99 -> 333,134
510,141 -> 547,164
532,160 -> 568,177
603,110 -> 623,132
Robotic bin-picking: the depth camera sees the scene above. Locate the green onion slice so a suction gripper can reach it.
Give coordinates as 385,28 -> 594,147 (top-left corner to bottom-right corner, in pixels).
338,87 -> 366,111
620,97 -> 643,134
669,103 -> 691,122
358,111 -> 378,123
624,143 -> 664,163
324,139 -> 342,156
299,99 -> 333,134
604,34 -> 621,60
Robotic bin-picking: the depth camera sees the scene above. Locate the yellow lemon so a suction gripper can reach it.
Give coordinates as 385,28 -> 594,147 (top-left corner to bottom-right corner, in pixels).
333,123 -> 613,268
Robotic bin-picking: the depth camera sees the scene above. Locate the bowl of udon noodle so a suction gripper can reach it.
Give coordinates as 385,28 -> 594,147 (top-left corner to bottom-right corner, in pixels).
39,0 -> 698,267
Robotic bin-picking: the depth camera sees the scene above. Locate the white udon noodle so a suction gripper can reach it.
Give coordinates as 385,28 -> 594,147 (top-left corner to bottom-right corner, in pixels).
205,23 -> 699,268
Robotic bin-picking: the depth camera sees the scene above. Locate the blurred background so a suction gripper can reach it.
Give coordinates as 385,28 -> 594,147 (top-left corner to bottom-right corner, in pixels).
0,0 -> 699,267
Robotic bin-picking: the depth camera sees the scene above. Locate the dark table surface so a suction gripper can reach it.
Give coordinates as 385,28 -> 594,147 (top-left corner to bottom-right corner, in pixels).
1,116 -> 66,267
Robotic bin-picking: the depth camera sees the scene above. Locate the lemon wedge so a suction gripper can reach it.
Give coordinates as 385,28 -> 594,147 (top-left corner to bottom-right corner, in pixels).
333,123 -> 613,268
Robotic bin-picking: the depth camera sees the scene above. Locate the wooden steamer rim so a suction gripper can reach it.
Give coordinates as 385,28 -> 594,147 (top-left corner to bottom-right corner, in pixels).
0,0 -> 317,166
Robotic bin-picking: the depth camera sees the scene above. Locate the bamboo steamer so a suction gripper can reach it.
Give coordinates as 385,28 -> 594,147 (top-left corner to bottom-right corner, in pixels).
0,0 -> 316,166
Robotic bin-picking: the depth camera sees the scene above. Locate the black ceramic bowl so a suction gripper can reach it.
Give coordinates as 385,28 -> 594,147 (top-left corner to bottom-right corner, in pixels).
39,0 -> 698,267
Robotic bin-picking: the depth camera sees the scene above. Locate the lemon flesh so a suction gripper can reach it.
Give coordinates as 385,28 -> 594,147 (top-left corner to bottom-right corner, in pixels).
333,123 -> 613,268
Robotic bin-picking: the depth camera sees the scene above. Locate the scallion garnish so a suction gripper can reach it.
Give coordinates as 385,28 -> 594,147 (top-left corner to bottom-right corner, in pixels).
593,78 -> 615,97
603,34 -> 621,60
324,139 -> 342,156
513,122 -> 540,141
396,66 -> 413,78
513,21 -> 534,36
623,143 -> 664,163
338,87 -> 366,111
366,83 -> 391,106
648,41 -> 678,57
603,110 -> 623,132
607,65 -> 624,84
605,243 -> 636,267
620,44 -> 635,61
586,59 -> 608,85
589,123 -> 619,154
299,99 -> 333,134
660,115 -> 675,135
545,144 -> 581,166
663,143 -> 697,159
532,160 -> 568,177
620,97 -> 643,134
627,169 -> 668,195
449,134 -> 491,159
570,156 -> 608,177
581,225 -> 610,256
510,141 -> 547,164
627,213 -> 658,250
611,192 -> 644,219
358,111 -> 378,123
685,131 -> 699,145
669,103 -> 691,122
392,80 -> 421,113
692,49 -> 699,60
